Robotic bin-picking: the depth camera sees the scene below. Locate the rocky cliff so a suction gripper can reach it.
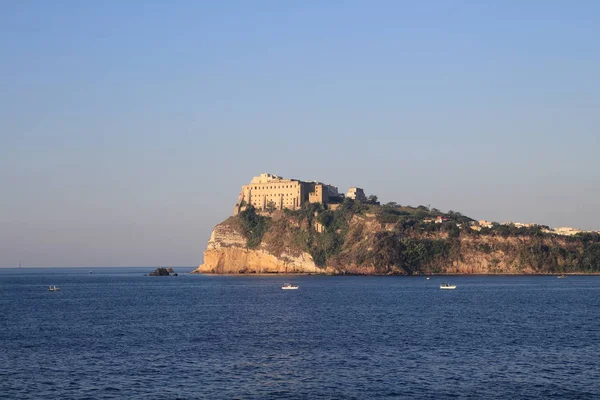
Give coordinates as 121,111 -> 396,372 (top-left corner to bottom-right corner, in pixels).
195,218 -> 324,274
193,201 -> 600,275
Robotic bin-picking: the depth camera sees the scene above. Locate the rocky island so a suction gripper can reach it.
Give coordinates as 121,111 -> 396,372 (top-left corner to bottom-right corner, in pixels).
148,267 -> 178,276
193,173 -> 600,275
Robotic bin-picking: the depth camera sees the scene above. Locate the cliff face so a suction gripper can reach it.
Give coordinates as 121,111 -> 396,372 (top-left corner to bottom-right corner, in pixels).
193,203 -> 600,275
195,220 -> 324,274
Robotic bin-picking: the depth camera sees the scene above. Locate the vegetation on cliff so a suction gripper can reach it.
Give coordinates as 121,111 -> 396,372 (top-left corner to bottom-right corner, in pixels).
238,206 -> 269,248
227,200 -> 600,275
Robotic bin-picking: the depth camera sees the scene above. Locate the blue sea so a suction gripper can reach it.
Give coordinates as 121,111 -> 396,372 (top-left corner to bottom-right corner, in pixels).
1,268 -> 599,399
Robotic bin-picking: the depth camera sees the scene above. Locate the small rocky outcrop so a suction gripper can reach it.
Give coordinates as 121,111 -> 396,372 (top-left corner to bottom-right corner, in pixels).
148,267 -> 178,276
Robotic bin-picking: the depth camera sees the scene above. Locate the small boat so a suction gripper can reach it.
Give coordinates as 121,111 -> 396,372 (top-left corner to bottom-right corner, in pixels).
557,275 -> 566,279
426,277 -> 430,280
281,283 -> 299,290
439,282 -> 456,290
48,286 -> 60,292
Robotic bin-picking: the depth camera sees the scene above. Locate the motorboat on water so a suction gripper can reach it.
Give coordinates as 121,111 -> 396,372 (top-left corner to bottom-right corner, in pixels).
557,275 -> 566,279
281,283 -> 299,290
48,286 -> 60,292
439,282 -> 456,290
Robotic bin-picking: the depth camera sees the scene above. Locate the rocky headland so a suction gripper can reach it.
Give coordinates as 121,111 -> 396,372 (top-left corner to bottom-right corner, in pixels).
193,200 -> 600,275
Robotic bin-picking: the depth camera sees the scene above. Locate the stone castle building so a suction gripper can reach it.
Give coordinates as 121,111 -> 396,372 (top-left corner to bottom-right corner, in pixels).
233,173 -> 362,214
346,187 -> 367,202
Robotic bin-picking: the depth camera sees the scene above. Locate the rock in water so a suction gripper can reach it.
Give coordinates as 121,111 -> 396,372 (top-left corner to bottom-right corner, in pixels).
148,267 -> 174,276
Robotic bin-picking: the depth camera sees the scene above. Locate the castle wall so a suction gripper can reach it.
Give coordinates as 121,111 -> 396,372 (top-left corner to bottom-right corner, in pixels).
347,187 -> 367,202
243,179 -> 303,210
309,184 -> 325,204
235,173 -> 341,213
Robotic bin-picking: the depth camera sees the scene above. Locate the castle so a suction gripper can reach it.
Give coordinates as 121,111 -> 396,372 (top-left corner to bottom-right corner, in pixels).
233,173 -> 366,214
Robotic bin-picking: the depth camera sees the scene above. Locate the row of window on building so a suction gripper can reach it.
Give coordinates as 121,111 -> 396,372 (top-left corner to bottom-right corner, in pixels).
251,184 -> 298,190
251,193 -> 297,199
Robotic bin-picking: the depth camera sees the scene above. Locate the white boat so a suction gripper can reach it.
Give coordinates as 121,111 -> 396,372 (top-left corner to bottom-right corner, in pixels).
281,283 -> 299,290
48,285 -> 60,292
439,282 -> 456,290
557,275 -> 566,279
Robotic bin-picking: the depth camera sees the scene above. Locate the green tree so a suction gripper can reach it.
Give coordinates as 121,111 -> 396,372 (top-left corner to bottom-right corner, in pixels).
266,200 -> 276,214
317,210 -> 334,228
442,222 -> 460,238
367,195 -> 379,204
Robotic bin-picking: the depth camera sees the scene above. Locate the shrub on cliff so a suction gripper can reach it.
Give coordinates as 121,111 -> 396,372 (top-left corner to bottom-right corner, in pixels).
369,232 -> 407,274
349,231 -> 451,275
376,208 -> 409,224
582,242 -> 600,271
238,205 -> 269,248
273,201 -> 360,267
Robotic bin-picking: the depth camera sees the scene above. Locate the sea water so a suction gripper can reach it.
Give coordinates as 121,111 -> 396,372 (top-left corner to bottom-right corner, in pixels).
1,269 -> 599,399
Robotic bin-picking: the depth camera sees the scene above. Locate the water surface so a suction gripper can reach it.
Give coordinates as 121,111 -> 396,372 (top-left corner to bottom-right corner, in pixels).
1,269 -> 599,399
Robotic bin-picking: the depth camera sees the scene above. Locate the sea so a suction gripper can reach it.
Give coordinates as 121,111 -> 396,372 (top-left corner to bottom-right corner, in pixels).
1,268 -> 599,399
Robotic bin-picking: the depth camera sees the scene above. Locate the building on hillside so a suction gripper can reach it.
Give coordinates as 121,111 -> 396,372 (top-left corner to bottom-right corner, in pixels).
502,222 -> 535,228
552,227 -> 582,236
346,187 -> 367,202
478,220 -> 495,228
233,173 -> 341,214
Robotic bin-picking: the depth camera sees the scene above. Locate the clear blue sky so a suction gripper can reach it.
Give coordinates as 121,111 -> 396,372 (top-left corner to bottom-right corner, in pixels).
1,1 -> 599,267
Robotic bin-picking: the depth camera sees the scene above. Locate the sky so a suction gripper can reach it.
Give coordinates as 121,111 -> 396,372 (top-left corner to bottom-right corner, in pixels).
1,1 -> 599,267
